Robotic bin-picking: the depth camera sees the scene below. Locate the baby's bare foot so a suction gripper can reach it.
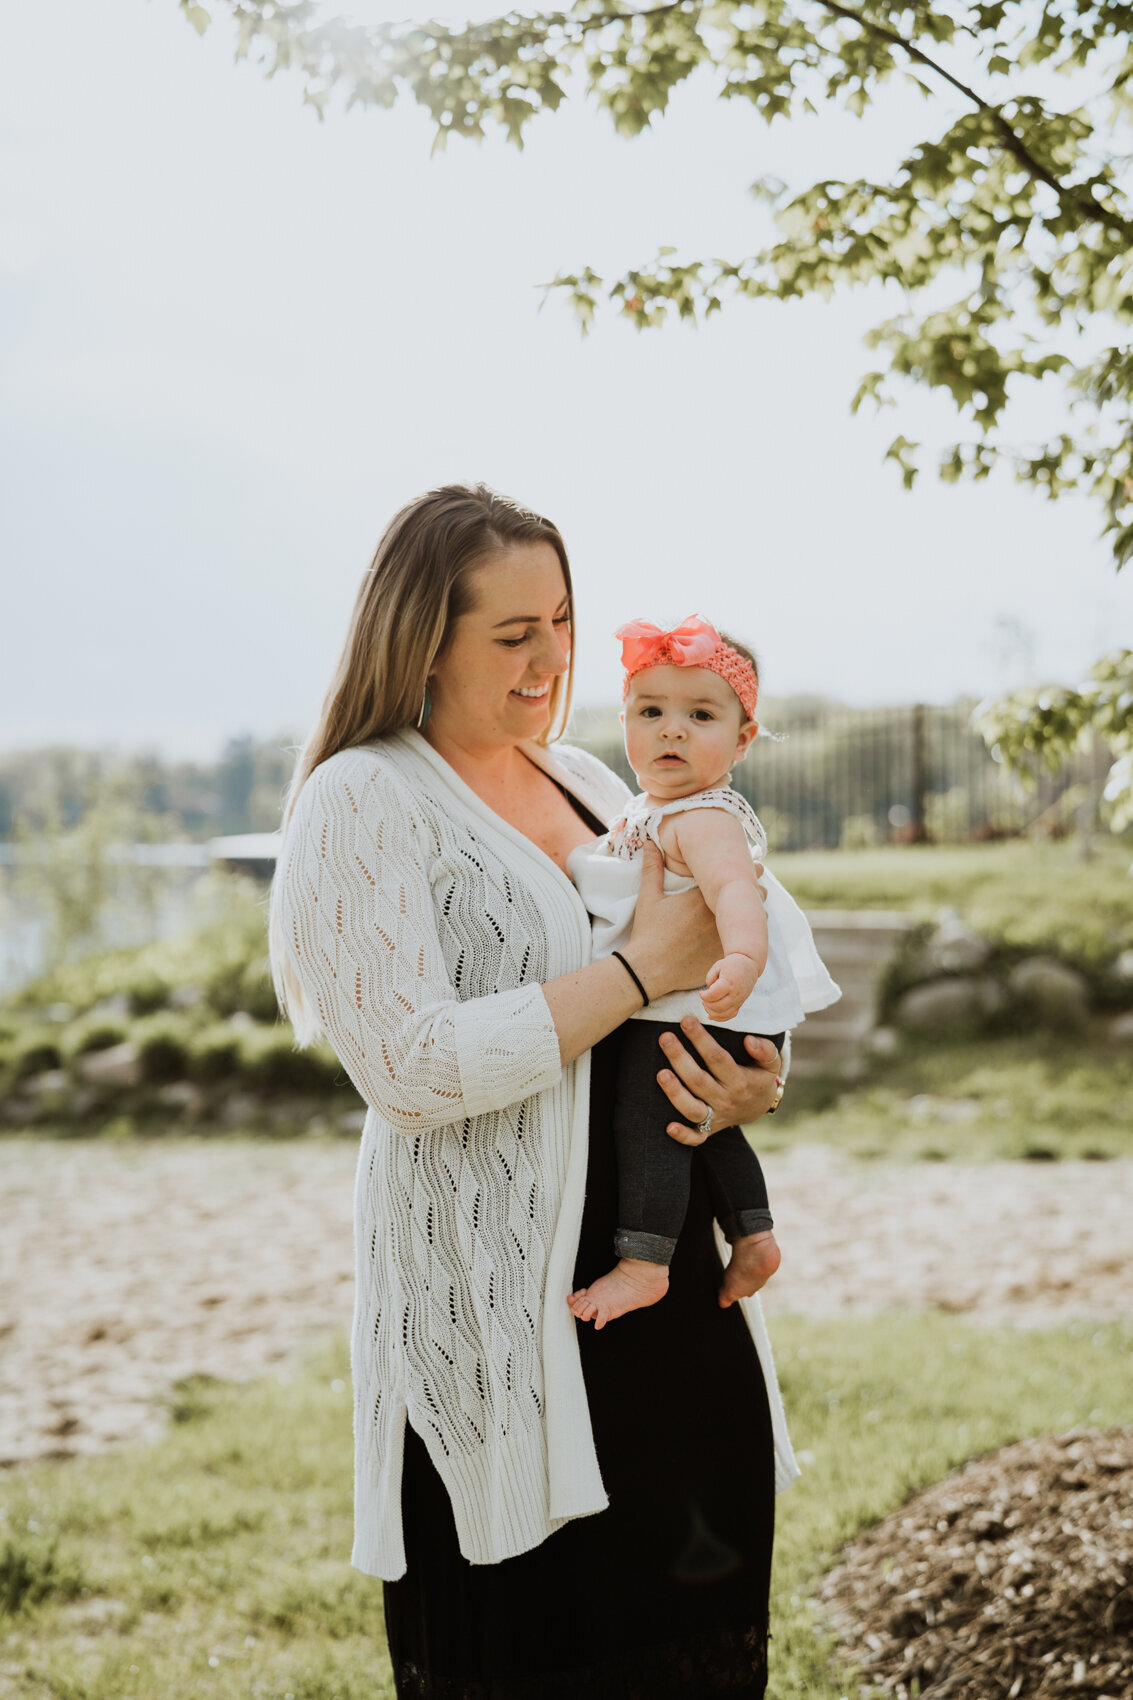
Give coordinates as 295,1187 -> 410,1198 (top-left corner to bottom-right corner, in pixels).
718,1231 -> 781,1308
567,1259 -> 669,1330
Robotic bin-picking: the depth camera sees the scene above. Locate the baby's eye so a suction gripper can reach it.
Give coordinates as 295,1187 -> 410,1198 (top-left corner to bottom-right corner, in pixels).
639,705 -> 661,718
692,709 -> 715,721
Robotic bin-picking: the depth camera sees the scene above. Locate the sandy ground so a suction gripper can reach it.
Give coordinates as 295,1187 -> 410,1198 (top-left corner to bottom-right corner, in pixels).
2,1138 -> 1130,1469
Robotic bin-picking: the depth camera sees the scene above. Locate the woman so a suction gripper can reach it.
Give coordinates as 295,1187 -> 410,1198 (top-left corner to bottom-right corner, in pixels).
270,484 -> 796,1698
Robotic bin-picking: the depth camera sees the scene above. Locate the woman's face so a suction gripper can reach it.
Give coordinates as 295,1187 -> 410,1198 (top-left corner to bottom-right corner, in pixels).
427,541 -> 572,752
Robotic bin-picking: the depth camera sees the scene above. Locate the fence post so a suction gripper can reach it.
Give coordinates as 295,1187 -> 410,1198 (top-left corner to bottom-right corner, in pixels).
912,703 -> 929,843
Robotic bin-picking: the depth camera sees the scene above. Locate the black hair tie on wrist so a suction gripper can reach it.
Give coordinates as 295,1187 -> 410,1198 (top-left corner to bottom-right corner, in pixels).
612,951 -> 649,1008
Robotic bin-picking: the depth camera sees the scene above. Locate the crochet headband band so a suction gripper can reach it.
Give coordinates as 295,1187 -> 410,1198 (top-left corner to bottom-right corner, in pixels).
616,615 -> 759,721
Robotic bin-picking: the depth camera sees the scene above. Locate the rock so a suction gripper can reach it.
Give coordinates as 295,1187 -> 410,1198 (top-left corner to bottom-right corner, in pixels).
24,1069 -> 69,1096
895,977 -> 1005,1038
77,1042 -> 141,1088
919,908 -> 992,976
866,1027 -> 900,1057
1006,958 -> 1091,1030
156,1081 -> 204,1115
1107,1009 -> 1133,1045
221,1092 -> 264,1124
906,1094 -> 979,1123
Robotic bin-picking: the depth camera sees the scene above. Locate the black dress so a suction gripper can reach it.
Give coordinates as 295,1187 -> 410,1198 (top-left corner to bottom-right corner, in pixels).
383,1027 -> 777,1699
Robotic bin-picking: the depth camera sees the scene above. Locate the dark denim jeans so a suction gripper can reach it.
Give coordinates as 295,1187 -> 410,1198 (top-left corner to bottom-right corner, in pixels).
612,1019 -> 784,1266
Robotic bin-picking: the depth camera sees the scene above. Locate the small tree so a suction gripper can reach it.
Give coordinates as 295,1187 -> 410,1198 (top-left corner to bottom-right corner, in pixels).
975,647 -> 1133,835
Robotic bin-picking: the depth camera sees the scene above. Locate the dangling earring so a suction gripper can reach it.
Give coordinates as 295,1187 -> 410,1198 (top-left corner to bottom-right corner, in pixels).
416,683 -> 433,730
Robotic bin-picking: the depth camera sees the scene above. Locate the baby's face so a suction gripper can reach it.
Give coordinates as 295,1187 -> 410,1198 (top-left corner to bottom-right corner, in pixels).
623,665 -> 758,800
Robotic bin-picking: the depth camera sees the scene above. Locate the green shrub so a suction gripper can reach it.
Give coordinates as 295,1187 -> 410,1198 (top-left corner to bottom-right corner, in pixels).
237,955 -> 279,1022
187,1023 -> 242,1082
134,1015 -> 192,1083
66,1017 -> 128,1057
238,1026 -> 343,1092
10,1035 -> 62,1080
11,893 -> 267,1020
128,973 -> 171,1016
202,953 -> 278,1022
202,962 -> 244,1019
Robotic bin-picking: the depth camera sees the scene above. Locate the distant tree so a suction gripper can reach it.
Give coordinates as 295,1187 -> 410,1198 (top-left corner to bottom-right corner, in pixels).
216,735 -> 257,832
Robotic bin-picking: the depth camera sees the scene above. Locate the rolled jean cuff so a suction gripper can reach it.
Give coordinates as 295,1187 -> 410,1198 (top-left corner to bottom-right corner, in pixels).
614,1228 -> 677,1266
719,1208 -> 774,1243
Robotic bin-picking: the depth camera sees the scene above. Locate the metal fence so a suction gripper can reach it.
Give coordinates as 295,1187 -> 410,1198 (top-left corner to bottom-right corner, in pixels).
578,699 -> 1108,851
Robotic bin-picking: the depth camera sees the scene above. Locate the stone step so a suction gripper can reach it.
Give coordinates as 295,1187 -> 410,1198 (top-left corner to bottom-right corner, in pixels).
786,910 -> 914,1076
810,941 -> 911,965
822,975 -> 876,992
803,909 -> 913,932
797,1012 -> 874,1041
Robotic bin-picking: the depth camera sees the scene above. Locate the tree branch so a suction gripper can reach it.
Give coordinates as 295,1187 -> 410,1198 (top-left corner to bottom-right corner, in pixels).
815,0 -> 1133,238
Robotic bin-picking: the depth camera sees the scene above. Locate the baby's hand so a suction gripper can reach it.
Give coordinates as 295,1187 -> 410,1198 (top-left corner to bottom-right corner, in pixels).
701,953 -> 761,1022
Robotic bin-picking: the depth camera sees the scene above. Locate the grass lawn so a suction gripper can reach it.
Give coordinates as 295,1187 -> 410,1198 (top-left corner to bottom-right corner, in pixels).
2,1316 -> 1128,1699
774,839 -> 1133,967
763,1034 -> 1133,1162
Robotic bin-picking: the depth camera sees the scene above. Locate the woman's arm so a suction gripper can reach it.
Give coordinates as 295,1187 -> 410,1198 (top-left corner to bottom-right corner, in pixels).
277,758 -> 721,1131
542,843 -> 721,1065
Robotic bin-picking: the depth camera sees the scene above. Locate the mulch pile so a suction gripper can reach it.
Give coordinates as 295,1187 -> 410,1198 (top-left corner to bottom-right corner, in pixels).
819,1429 -> 1133,1700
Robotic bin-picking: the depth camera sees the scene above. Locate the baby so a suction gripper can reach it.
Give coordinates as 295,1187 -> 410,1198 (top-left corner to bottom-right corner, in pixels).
566,616 -> 840,1328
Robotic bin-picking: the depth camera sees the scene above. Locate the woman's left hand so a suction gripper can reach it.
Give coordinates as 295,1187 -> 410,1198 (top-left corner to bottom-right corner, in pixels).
656,1019 -> 783,1146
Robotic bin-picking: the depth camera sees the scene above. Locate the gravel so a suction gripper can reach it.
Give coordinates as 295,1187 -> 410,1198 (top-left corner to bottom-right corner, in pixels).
2,1138 -> 1131,1469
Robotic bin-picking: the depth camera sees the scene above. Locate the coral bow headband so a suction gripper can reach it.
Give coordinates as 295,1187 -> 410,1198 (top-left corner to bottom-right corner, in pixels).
616,615 -> 759,721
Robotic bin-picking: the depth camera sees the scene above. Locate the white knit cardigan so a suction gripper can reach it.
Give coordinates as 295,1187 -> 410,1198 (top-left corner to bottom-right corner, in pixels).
275,729 -> 798,1581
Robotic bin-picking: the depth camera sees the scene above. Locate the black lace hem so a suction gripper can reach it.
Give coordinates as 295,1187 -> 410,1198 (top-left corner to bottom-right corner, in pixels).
390,1620 -> 769,1700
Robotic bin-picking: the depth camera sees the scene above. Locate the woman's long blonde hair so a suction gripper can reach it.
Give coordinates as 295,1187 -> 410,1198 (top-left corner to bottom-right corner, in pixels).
270,481 -> 575,1041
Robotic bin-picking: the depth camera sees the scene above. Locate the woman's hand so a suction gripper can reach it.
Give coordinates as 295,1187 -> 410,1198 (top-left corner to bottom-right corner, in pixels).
624,843 -> 721,1000
655,1018 -> 784,1146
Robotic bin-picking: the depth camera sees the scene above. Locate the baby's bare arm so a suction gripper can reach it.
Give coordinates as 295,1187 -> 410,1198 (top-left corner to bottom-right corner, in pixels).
670,810 -> 768,978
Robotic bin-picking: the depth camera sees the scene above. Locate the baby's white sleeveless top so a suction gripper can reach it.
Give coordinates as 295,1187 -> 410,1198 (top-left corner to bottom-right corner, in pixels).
567,786 -> 841,1033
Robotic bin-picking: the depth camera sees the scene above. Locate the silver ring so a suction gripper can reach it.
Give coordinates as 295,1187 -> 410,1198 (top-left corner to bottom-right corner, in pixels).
696,1108 -> 714,1136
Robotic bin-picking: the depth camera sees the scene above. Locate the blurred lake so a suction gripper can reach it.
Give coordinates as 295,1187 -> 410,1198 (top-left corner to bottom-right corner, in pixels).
0,840 -> 274,994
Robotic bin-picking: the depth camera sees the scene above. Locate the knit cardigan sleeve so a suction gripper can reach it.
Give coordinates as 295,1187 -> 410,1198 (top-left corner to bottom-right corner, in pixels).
276,749 -> 564,1133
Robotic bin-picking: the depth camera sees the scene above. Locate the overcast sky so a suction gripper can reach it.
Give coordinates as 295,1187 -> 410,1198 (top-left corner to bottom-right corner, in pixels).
3,0 -> 1130,759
